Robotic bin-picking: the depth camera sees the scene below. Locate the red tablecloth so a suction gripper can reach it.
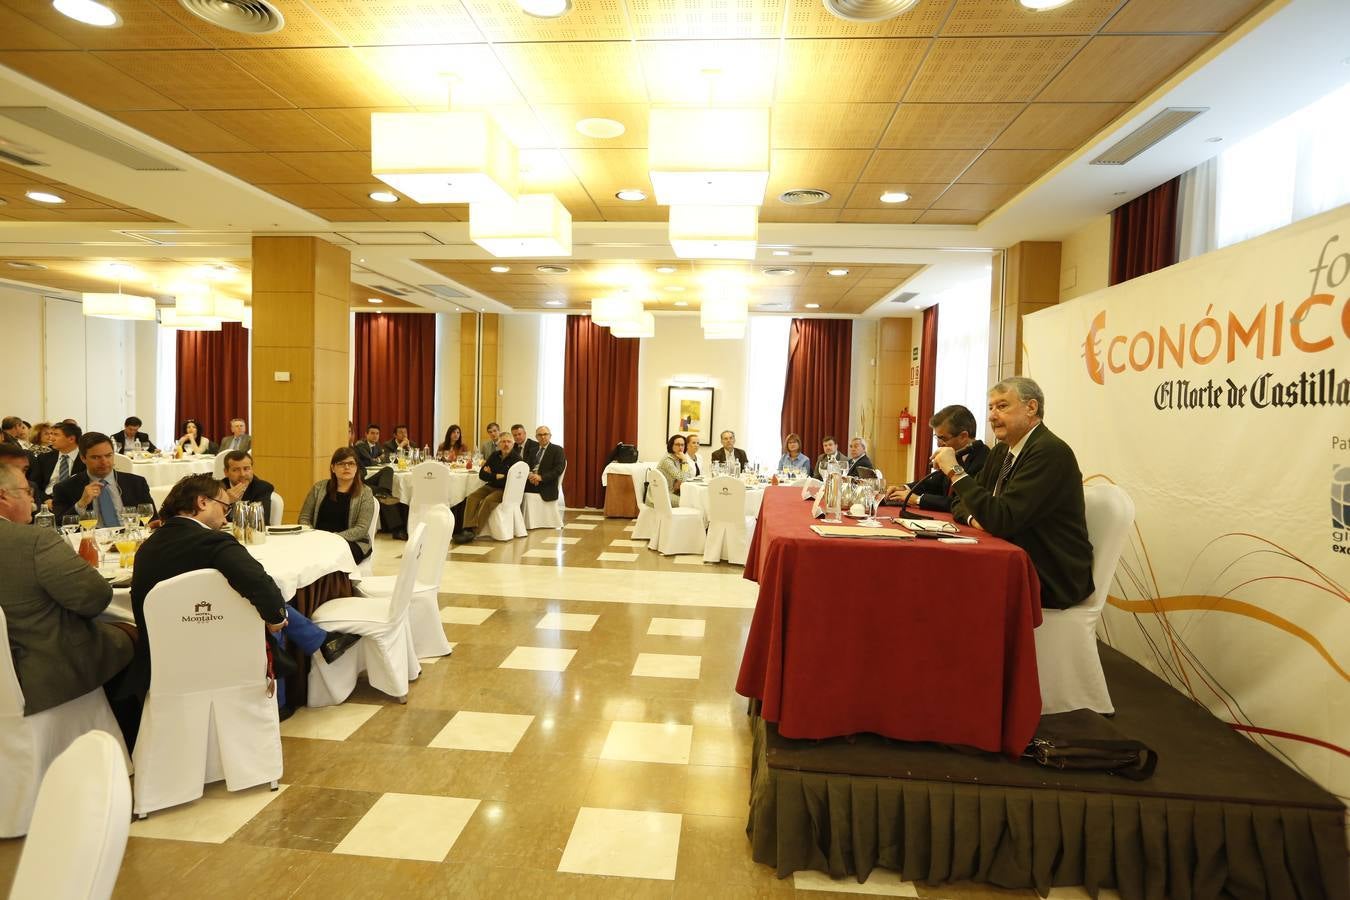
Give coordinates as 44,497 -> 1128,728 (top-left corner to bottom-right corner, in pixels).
735,487 -> 1043,757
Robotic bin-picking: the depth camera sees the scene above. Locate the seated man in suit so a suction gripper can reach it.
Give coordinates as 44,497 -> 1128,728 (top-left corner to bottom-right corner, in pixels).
511,424 -> 540,465
2,415 -> 29,447
354,424 -> 385,468
844,436 -> 874,477
51,432 -> 155,526
128,474 -> 358,716
0,464 -> 136,740
455,433 -> 520,543
710,430 -> 749,470
524,425 -> 565,501
221,450 -> 275,521
684,434 -> 704,478
220,418 -> 252,454
815,435 -> 846,478
384,424 -> 413,456
883,405 -> 989,512
111,416 -> 157,454
32,421 -> 84,506
946,377 -> 1094,610
477,422 -> 501,461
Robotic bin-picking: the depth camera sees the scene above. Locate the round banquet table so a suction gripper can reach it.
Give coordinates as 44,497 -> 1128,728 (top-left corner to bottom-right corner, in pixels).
131,456 -> 215,488
679,480 -> 766,522
381,467 -> 479,506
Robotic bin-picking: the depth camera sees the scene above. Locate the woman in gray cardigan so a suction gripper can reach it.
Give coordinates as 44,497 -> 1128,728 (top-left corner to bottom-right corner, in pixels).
299,446 -> 377,564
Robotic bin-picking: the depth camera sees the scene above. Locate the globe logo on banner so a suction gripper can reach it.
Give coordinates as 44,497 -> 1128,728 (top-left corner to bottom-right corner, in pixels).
1333,465 -> 1350,530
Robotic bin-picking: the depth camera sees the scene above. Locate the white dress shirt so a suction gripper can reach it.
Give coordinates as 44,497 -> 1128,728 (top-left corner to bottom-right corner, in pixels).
45,449 -> 80,496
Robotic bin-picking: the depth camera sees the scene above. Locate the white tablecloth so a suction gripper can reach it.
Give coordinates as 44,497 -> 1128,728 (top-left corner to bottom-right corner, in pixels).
680,481 -> 766,522
105,528 -> 359,623
131,457 -> 215,487
602,461 -> 656,488
372,466 -> 479,505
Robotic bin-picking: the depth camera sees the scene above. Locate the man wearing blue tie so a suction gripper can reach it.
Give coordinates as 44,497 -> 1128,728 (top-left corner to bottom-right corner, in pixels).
50,432 -> 156,526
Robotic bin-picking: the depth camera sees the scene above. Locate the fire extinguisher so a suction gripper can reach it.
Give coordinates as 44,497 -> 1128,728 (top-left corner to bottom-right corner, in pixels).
898,408 -> 914,445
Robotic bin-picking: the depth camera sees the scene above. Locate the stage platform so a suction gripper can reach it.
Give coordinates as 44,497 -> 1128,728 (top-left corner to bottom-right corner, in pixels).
748,645 -> 1348,900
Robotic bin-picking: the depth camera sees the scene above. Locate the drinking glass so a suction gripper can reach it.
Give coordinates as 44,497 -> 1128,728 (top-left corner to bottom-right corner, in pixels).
78,510 -> 97,533
115,533 -> 139,568
137,502 -> 155,527
94,526 -> 120,569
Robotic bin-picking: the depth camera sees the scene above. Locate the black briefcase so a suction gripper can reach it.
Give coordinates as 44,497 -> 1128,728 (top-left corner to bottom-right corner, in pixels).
1025,709 -> 1158,780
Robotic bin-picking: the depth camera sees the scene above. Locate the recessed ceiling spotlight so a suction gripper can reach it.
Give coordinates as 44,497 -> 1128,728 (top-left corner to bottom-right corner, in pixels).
520,0 -> 571,18
879,191 -> 910,204
536,265 -> 570,274
655,266 -> 677,274
1205,136 -> 1223,143
490,265 -> 511,273
25,190 -> 64,204
7,261 -> 48,270
771,249 -> 791,257
615,189 -> 647,202
576,118 -> 625,139
805,303 -> 820,309
53,0 -> 122,27
545,300 -> 564,306
1018,0 -> 1073,8
673,300 -> 689,307
763,267 -> 797,276
826,268 -> 850,277
367,297 -> 383,304
368,190 -> 399,203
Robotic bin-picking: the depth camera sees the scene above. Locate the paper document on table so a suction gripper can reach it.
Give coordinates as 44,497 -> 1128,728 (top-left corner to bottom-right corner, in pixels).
810,525 -> 913,540
938,536 -> 978,544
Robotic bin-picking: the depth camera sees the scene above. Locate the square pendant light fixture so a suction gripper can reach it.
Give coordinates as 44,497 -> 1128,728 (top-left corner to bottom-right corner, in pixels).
649,107 -> 770,206
610,310 -> 655,338
176,292 -> 245,322
669,205 -> 759,260
371,111 -> 518,205
159,308 -> 222,331
470,193 -> 572,257
590,295 -> 644,328
82,293 -> 156,321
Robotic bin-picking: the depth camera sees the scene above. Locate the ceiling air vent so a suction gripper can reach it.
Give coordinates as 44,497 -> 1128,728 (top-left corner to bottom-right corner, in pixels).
0,147 -> 43,167
1090,107 -> 1209,166
369,283 -> 412,297
822,0 -> 918,22
419,284 -> 470,300
0,108 -> 179,171
890,292 -> 919,304
778,188 -> 832,206
177,0 -> 285,34
762,267 -> 797,276
536,265 -> 570,274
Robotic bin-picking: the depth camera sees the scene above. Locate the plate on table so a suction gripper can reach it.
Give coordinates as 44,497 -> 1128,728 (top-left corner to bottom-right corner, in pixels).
266,525 -> 309,535
102,570 -> 132,587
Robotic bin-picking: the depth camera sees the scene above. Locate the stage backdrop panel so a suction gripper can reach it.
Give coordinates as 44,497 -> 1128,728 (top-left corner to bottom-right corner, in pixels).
1024,203 -> 1350,798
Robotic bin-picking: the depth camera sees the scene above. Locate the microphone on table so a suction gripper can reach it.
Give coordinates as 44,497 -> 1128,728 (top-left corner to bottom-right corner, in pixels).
896,486 -> 931,522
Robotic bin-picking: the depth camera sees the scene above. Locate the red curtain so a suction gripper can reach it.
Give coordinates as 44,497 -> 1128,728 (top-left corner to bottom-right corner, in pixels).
352,312 -> 435,447
563,316 -> 639,509
913,304 -> 939,480
176,322 -> 248,448
780,319 -> 852,459
1109,176 -> 1180,285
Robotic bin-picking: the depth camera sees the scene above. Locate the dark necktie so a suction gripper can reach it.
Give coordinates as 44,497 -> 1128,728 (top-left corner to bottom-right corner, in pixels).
57,454 -> 70,482
993,451 -> 1015,496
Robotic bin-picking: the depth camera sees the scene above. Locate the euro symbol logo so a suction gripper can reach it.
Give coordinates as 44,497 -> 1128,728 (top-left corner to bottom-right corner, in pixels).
1082,310 -> 1107,386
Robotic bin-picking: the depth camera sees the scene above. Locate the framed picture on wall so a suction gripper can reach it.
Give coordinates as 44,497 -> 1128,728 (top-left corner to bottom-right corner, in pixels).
667,385 -> 714,444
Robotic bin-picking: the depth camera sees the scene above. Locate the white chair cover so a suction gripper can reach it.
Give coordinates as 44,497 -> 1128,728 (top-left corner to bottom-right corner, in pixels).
112,453 -> 133,475
357,504 -> 380,579
631,471 -> 659,541
132,570 -> 282,817
308,524 -> 427,707
702,476 -> 753,565
647,472 -> 706,557
0,606 -> 130,839
1035,483 -> 1136,715
356,507 -> 453,659
485,461 -> 529,541
407,461 -> 452,536
523,461 -> 566,530
269,492 -> 284,527
211,454 -> 226,480
9,731 -> 130,900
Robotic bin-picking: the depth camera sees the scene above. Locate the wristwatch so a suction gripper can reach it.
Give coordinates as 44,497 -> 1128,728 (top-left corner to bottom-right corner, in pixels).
948,465 -> 966,479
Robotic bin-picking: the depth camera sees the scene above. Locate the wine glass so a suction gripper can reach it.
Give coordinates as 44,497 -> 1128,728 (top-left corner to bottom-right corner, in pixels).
94,525 -> 120,571
137,502 -> 154,527
60,514 -> 81,550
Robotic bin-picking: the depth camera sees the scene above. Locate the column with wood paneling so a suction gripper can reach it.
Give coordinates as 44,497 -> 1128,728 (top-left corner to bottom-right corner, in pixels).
873,317 -> 914,487
458,312 -> 501,447
250,236 -> 351,523
990,241 -> 1061,380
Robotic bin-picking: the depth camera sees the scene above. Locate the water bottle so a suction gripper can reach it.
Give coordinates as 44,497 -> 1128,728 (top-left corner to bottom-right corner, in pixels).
34,507 -> 55,529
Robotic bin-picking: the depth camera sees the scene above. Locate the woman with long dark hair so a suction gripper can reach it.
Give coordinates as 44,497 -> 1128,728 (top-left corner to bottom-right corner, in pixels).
298,446 -> 377,564
437,424 -> 468,462
176,419 -> 210,455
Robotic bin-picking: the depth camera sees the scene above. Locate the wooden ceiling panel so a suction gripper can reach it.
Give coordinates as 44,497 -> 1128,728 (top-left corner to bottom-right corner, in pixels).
0,256 -> 248,300
0,0 -> 209,50
860,148 -> 980,184
879,102 -> 1021,149
933,182 -> 1024,209
112,110 -> 257,152
778,39 -> 929,103
196,110 -> 353,151
307,208 -> 386,222
1103,0 -> 1270,34
597,206 -> 667,222
461,0 -> 631,41
256,184 -> 354,208
269,152 -> 383,184
991,102 -> 1131,150
759,207 -> 840,223
959,148 -> 1067,184
783,0 -> 952,38
221,49 -> 408,109
771,104 -> 895,149
916,208 -> 986,224
0,51 -> 181,110
94,50 -> 293,110
305,0 -> 482,44
496,42 -> 645,104
150,0 -> 349,48
628,0 -> 785,39
301,108 -> 396,152
0,6 -> 76,51
941,0 -> 1120,36
560,148 -> 652,199
770,149 -> 874,184
194,152 -> 314,183
531,104 -> 650,149
837,209 -> 923,224
641,40 -> 778,105
842,182 -> 947,209
1039,35 -> 1217,103
356,45 -> 523,106
905,37 -> 1082,102
764,181 -> 852,209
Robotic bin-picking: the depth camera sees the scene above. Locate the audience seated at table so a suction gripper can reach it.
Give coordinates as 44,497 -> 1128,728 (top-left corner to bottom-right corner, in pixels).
710,430 -> 749,470
354,424 -> 385,468
455,432 -> 520,543
130,474 -> 358,720
477,422 -> 501,462
777,433 -> 811,475
221,450 -> 274,514
437,424 -> 469,462
111,416 -> 157,454
176,419 -> 212,456
220,418 -> 251,454
652,434 -> 693,507
524,426 -> 565,500
844,436 -> 874,477
0,464 -> 137,742
50,432 -> 156,527
298,447 -> 377,565
815,435 -> 846,478
1,415 -> 28,448
684,434 -> 704,477
511,424 -> 539,465
383,424 -> 413,455
945,376 -> 1094,610
32,422 -> 84,506
883,405 -> 989,512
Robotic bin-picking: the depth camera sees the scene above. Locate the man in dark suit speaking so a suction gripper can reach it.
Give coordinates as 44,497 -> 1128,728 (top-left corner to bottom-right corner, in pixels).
944,377 -> 1094,610
524,425 -> 565,502
884,404 -> 989,513
51,432 -> 156,526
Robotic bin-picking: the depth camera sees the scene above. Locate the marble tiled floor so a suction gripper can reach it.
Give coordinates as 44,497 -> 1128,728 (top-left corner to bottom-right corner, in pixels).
0,511 -> 1103,899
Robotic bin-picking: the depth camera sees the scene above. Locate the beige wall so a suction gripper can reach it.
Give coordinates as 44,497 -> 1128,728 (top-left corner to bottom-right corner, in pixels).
1058,215 -> 1111,302
498,313 -> 542,435
636,314 -> 747,461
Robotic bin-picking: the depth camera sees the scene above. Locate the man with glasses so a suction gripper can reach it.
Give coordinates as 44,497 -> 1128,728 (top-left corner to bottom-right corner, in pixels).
50,432 -> 156,527
882,405 -> 989,513
524,425 -> 565,503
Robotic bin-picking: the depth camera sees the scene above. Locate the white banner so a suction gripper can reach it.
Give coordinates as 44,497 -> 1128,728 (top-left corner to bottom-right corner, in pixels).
1024,205 -> 1350,798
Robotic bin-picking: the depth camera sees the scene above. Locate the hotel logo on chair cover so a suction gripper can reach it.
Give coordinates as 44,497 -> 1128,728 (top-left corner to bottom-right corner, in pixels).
183,600 -> 223,623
